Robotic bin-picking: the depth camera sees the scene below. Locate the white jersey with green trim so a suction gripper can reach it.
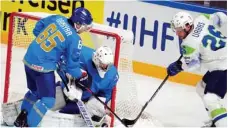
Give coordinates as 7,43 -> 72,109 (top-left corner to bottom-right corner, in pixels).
181,12 -> 227,72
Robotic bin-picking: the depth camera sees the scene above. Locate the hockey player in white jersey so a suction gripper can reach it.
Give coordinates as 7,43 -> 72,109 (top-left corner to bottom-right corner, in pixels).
167,11 -> 227,127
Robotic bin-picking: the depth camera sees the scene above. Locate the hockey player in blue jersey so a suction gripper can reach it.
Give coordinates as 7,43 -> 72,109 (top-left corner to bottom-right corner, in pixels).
57,46 -> 119,126
14,7 -> 93,127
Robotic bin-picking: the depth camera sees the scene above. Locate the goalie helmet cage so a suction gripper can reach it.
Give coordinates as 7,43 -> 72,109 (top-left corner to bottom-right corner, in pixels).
3,12 -> 160,127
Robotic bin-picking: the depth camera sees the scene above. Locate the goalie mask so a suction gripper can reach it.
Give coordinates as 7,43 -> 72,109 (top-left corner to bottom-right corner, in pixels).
92,46 -> 114,78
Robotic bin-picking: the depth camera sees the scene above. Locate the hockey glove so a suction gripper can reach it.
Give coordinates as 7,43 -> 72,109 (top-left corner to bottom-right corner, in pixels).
65,68 -> 88,83
63,73 -> 83,101
63,83 -> 83,101
79,69 -> 88,82
58,55 -> 67,70
167,60 -> 183,76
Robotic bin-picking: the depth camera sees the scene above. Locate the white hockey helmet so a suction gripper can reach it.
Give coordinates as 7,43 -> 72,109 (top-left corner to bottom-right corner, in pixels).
92,46 -> 114,78
171,11 -> 193,32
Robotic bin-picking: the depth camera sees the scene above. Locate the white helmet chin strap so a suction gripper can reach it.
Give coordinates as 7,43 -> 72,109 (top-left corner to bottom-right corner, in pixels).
97,66 -> 106,78
92,58 -> 106,78
74,23 -> 81,32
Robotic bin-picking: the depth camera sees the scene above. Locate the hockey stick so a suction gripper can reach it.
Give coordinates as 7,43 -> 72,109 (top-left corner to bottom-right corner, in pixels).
56,64 -> 128,127
121,55 -> 183,126
76,82 -> 128,127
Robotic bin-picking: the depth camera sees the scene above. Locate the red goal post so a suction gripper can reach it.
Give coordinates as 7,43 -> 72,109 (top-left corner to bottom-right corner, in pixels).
4,12 -> 136,127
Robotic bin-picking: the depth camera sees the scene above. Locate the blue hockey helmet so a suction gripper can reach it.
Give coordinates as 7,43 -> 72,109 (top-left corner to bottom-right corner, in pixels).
70,7 -> 93,25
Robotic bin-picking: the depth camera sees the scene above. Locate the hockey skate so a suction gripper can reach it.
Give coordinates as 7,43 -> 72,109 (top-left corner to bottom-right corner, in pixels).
202,119 -> 216,127
14,109 -> 29,127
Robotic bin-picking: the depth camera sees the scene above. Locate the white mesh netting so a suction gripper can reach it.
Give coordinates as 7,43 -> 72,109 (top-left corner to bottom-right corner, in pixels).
3,12 -> 162,127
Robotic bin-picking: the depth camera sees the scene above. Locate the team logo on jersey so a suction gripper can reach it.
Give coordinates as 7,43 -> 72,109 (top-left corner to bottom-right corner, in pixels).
181,47 -> 186,55
181,45 -> 196,55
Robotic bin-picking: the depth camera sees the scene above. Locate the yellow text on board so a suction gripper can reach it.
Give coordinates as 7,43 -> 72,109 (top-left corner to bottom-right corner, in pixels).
1,0 -> 104,44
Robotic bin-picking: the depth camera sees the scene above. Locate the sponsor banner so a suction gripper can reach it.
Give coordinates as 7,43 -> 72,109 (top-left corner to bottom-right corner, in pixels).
1,0 -> 104,44
1,1 -> 226,86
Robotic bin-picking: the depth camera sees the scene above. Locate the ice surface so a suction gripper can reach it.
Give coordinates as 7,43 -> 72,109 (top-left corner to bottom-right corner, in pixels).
1,44 -> 226,127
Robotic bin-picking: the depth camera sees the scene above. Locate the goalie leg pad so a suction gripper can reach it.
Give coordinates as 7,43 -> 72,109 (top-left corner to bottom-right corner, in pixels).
51,84 -> 66,111
27,97 -> 55,127
21,91 -> 38,112
59,100 -> 80,114
39,110 -> 87,127
85,97 -> 107,118
2,100 -> 22,126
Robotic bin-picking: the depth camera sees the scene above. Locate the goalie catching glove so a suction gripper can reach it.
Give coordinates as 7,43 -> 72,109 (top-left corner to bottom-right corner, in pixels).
63,82 -> 83,101
63,69 -> 88,101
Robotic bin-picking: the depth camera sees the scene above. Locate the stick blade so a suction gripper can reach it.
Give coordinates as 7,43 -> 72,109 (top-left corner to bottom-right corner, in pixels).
122,118 -> 136,126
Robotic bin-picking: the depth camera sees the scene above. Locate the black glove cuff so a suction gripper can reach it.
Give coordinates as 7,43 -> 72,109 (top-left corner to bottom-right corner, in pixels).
74,82 -> 85,90
176,60 -> 183,71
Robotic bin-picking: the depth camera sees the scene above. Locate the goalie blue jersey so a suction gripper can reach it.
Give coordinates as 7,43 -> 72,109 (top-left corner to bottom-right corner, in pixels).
23,15 -> 83,79
80,46 -> 119,104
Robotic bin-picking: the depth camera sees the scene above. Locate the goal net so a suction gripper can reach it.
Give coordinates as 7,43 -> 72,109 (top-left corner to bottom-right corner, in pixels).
3,12 -> 161,127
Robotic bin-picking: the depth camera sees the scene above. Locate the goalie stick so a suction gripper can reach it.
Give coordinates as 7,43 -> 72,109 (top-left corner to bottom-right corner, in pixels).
121,55 -> 183,126
76,82 -> 128,127
56,63 -> 129,127
56,65 -> 94,127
